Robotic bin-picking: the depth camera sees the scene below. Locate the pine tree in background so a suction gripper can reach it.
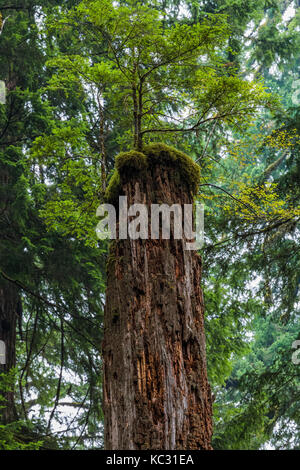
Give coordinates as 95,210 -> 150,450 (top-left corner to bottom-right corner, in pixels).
0,2 -> 105,449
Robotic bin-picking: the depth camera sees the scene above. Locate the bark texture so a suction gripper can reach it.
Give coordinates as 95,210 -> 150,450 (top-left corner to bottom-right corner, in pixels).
103,147 -> 212,450
0,281 -> 18,424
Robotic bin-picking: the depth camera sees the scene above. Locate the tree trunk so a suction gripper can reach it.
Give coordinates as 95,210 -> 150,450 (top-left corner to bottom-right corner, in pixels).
0,281 -> 18,424
103,145 -> 213,450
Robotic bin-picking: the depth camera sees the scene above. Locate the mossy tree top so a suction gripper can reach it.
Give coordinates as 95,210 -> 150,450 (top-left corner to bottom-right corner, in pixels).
105,143 -> 201,204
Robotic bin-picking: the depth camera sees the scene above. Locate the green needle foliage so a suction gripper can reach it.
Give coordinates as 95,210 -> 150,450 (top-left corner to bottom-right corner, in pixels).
0,2 -> 105,449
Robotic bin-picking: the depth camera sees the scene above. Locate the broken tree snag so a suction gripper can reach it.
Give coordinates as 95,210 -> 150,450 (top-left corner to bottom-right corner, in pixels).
103,143 -> 213,450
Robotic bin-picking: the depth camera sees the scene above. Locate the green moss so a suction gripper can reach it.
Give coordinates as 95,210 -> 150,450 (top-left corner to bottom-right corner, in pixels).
104,151 -> 147,204
104,143 -> 200,203
104,169 -> 121,205
115,150 -> 148,174
143,143 -> 200,194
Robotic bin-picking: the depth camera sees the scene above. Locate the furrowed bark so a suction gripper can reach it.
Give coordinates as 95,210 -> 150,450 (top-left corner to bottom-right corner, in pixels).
0,281 -> 18,424
103,148 -> 212,450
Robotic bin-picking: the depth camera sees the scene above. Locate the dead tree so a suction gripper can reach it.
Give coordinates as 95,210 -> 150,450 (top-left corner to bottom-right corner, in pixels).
102,143 -> 212,450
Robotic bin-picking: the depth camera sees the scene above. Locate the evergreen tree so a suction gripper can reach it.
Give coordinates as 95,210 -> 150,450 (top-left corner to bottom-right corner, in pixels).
0,1 -> 105,448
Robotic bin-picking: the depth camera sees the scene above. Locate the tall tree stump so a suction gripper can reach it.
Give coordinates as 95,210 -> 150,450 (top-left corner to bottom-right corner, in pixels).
102,144 -> 212,450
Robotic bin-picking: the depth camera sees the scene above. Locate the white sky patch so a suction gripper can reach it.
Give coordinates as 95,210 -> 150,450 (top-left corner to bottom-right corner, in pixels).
173,2 -> 190,19
282,2 -> 296,24
247,274 -> 263,294
27,367 -> 90,442
269,63 -> 282,78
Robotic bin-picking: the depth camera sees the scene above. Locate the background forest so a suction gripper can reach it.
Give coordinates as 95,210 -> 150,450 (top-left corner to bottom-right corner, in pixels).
0,0 -> 299,450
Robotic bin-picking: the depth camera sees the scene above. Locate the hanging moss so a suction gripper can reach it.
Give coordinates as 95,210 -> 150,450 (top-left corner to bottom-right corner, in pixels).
104,143 -> 200,204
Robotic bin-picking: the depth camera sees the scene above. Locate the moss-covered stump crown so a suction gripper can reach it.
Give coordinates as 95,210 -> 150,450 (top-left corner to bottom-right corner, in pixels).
105,143 -> 200,204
